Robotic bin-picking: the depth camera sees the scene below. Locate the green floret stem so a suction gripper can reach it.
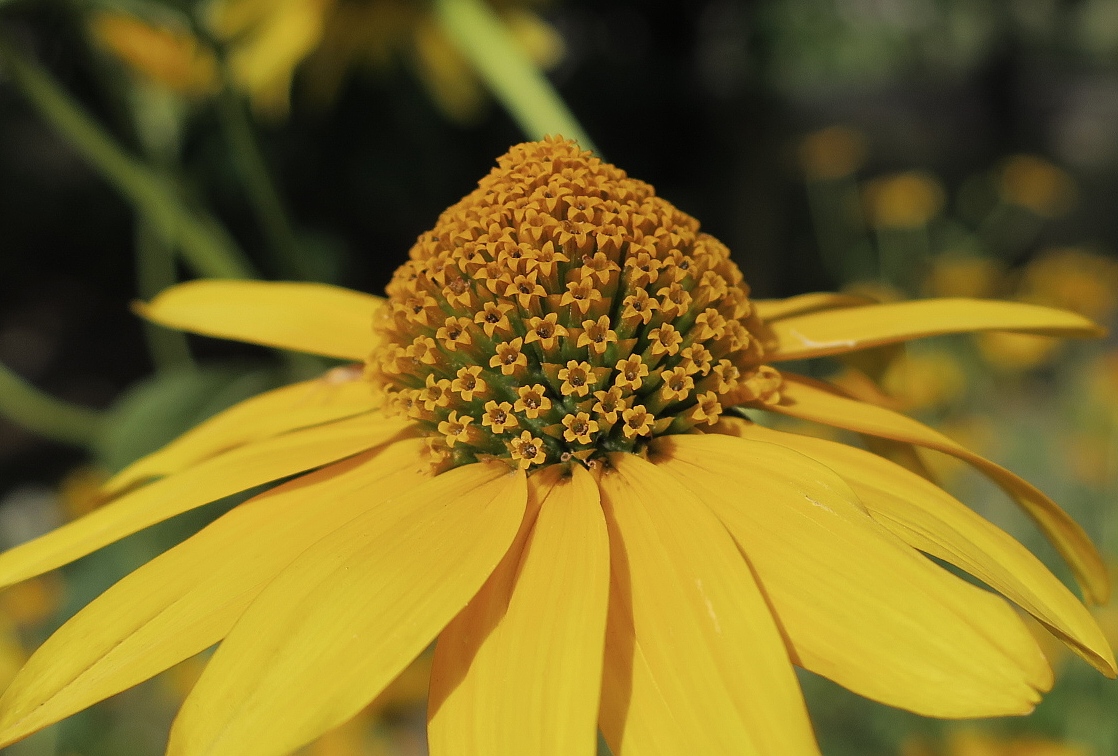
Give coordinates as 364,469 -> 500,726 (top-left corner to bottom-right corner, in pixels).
0,361 -> 105,448
434,0 -> 598,154
0,34 -> 256,281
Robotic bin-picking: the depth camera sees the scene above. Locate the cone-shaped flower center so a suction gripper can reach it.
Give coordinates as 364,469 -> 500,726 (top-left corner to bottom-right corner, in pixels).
369,137 -> 783,471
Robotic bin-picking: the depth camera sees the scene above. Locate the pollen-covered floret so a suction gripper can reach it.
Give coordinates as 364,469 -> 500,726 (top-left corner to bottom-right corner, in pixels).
368,137 -> 782,471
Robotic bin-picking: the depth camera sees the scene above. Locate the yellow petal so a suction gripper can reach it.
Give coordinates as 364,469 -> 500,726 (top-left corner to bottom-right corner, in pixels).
105,370 -> 380,494
655,433 -> 1053,717
168,462 -> 527,756
766,299 -> 1103,362
428,465 -> 609,756
753,292 -> 872,322
139,280 -> 384,361
0,412 -> 407,590
716,418 -> 1116,678
596,454 -> 819,755
772,375 -> 1110,605
0,439 -> 431,747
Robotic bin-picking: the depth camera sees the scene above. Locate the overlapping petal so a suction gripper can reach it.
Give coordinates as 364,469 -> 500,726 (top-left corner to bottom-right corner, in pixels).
0,412 -> 408,590
715,418 -> 1115,677
168,462 -> 527,756
0,439 -> 431,747
428,465 -> 609,756
770,375 -> 1110,604
105,370 -> 380,493
597,454 -> 819,755
139,280 -> 384,361
654,433 -> 1053,717
765,299 -> 1103,362
753,292 -> 872,322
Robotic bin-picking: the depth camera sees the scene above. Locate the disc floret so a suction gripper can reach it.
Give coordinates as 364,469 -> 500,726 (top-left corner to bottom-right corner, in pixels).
369,137 -> 783,471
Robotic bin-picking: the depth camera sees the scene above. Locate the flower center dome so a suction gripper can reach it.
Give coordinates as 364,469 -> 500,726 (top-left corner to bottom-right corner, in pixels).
369,137 -> 782,471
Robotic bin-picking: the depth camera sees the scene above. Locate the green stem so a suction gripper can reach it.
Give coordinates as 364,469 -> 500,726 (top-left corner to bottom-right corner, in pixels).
0,362 -> 105,448
0,33 -> 257,280
433,0 -> 597,153
214,60 -> 309,280
135,219 -> 196,370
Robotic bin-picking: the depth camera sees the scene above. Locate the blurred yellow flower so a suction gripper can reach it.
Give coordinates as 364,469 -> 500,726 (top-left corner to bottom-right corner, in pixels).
947,730 -> 1090,756
864,171 -> 946,229
0,576 -> 63,691
1017,248 -> 1118,323
999,155 -> 1077,219
1085,352 -> 1118,411
58,465 -> 109,521
977,332 -> 1060,373
882,350 -> 967,411
208,0 -> 334,117
798,125 -> 868,181
920,414 -> 999,484
926,256 -> 1007,300
977,248 -> 1118,372
307,1 -> 562,122
904,730 -> 1092,756
90,11 -> 219,97
91,0 -> 565,120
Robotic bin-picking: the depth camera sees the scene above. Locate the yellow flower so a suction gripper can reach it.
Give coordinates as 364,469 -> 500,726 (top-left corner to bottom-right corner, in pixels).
999,155 -> 1077,218
926,256 -> 1006,300
798,125 -> 867,181
864,171 -> 946,229
881,350 -> 968,411
0,138 -> 1114,755
905,730 -> 1092,756
89,11 -> 220,97
91,0 -> 564,120
1017,247 -> 1118,323
978,248 -> 1118,372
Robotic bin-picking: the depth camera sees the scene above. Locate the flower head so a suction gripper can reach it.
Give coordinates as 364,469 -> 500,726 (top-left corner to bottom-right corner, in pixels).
0,139 -> 1112,756
369,138 -> 776,471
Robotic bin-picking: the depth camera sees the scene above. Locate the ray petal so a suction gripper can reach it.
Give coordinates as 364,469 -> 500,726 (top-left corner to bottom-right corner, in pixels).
765,299 -> 1103,362
714,418 -> 1115,676
770,375 -> 1110,604
753,292 -> 873,322
105,370 -> 380,493
139,280 -> 385,361
596,454 -> 819,756
0,412 -> 408,590
0,439 -> 431,747
168,462 -> 527,756
655,433 -> 1053,717
428,465 -> 609,756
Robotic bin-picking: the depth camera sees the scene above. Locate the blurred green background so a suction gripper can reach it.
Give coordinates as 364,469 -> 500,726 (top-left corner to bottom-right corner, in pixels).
2,0 -> 1118,754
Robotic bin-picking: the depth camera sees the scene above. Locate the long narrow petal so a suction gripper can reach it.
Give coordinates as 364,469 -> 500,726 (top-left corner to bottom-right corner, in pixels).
139,280 -> 384,361
428,465 -> 609,756
765,299 -> 1103,362
597,454 -> 819,756
0,413 -> 408,589
0,439 -> 431,747
753,292 -> 872,322
715,418 -> 1115,677
105,370 -> 380,493
770,375 -> 1110,604
168,462 -> 527,756
655,433 -> 1053,717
